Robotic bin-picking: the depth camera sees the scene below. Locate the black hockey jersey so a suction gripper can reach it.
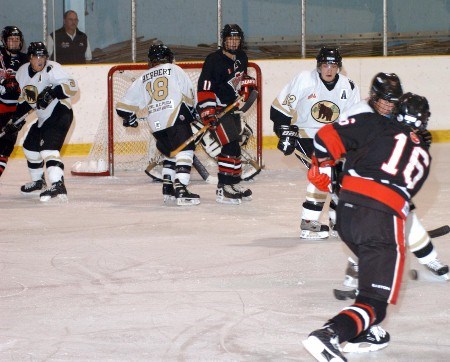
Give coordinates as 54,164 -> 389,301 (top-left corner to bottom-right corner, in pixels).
197,49 -> 248,109
314,112 -> 431,219
0,47 -> 28,113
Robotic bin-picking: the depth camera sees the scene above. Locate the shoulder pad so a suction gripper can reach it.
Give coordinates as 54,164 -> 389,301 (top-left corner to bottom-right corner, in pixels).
349,79 -> 355,90
46,65 -> 53,73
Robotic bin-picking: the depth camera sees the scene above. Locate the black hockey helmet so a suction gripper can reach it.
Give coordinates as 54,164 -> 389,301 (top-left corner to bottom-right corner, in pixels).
1,26 -> 24,54
316,47 -> 342,68
221,24 -> 244,53
27,42 -> 49,57
147,44 -> 174,65
370,72 -> 403,103
394,92 -> 430,130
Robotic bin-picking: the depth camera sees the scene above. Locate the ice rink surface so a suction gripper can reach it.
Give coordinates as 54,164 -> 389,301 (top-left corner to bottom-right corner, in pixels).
1,146 -> 449,361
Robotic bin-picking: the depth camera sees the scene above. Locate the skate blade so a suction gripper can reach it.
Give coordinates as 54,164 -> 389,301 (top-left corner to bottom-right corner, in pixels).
300,230 -> 329,240
241,195 -> 252,201
343,341 -> 389,353
177,198 -> 200,206
21,191 -> 42,197
303,336 -> 346,362
216,197 -> 241,205
40,194 -> 68,203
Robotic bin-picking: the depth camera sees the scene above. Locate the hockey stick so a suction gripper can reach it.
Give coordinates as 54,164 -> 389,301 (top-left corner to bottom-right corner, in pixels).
0,111 -> 32,138
169,90 -> 258,158
428,225 -> 450,238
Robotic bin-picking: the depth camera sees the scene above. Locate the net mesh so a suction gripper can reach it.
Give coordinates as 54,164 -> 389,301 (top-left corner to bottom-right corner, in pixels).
71,63 -> 261,177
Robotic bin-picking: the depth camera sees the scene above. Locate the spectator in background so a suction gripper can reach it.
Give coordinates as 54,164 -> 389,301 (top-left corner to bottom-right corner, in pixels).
47,10 -> 92,64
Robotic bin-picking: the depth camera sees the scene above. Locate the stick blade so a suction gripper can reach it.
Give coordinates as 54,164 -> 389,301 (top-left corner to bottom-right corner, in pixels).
239,90 -> 258,113
428,225 -> 450,238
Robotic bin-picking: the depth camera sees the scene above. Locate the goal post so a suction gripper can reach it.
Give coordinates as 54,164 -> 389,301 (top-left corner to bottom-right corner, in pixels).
71,62 -> 263,178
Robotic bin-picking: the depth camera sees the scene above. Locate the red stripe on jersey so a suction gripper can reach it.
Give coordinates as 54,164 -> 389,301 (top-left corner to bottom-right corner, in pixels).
341,175 -> 408,219
0,104 -> 17,113
317,124 -> 346,160
388,216 -> 406,304
197,90 -> 216,108
215,124 -> 230,145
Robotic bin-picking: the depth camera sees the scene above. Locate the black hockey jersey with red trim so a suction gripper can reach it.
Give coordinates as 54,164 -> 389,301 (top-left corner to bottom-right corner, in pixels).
0,47 -> 28,113
314,112 -> 431,219
197,49 -> 248,109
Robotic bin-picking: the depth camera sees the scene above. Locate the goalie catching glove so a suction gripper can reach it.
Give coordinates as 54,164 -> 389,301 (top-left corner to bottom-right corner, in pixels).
239,75 -> 257,102
275,124 -> 298,155
307,156 -> 336,192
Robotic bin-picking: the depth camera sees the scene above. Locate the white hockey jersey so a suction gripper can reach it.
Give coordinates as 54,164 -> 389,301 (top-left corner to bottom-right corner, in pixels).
271,69 -> 360,138
15,60 -> 78,127
116,63 -> 196,133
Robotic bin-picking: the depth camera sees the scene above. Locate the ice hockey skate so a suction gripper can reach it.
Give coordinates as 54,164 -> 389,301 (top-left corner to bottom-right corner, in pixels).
303,325 -> 347,362
20,176 -> 47,196
300,219 -> 330,239
39,179 -> 68,202
216,184 -> 242,205
174,179 -> 200,206
343,325 -> 390,353
231,183 -> 252,201
343,257 -> 359,288
425,258 -> 449,280
162,175 -> 176,203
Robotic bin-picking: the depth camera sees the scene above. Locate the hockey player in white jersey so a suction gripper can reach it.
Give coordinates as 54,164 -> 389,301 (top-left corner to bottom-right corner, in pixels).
116,44 -> 200,206
270,47 -> 360,239
2,42 -> 78,202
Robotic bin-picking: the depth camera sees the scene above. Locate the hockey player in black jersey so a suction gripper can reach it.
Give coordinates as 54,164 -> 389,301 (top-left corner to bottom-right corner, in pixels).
197,24 -> 257,204
0,26 -> 28,177
2,42 -> 78,202
303,91 -> 432,361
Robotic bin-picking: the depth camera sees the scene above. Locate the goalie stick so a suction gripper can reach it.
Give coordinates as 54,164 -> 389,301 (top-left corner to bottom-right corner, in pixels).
169,90 -> 258,158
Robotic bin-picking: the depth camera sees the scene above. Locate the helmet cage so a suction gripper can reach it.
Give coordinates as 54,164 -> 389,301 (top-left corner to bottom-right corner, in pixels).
1,26 -> 24,54
221,24 -> 244,54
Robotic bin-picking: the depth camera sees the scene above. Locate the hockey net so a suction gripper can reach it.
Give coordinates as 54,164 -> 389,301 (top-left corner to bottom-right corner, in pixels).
71,62 -> 263,179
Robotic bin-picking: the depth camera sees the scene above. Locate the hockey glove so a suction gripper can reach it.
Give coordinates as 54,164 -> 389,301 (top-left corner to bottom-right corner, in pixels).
239,75 -> 257,102
276,125 -> 298,155
37,86 -> 57,110
308,165 -> 331,192
122,113 -> 138,128
200,106 -> 218,129
2,117 -> 25,135
416,129 -> 432,149
0,77 -> 20,96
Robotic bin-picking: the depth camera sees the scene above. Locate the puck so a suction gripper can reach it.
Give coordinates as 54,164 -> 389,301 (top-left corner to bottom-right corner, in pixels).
409,269 -> 418,280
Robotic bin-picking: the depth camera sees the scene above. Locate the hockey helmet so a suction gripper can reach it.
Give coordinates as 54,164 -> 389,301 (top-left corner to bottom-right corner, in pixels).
394,92 -> 430,130
147,44 -> 174,65
27,42 -> 49,57
1,26 -> 24,54
221,24 -> 244,53
370,72 -> 403,103
316,47 -> 342,68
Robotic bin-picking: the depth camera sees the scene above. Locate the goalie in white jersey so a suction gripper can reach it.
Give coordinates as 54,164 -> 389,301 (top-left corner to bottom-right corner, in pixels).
116,44 -> 200,206
270,47 -> 360,239
2,42 -> 78,202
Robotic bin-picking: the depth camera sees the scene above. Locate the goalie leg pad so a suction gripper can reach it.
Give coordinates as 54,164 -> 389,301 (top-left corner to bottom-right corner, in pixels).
212,113 -> 241,147
201,129 -> 221,158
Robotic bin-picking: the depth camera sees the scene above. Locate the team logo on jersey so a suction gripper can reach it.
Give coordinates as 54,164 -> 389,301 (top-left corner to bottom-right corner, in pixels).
22,85 -> 39,104
410,131 -> 421,144
227,71 -> 244,95
311,101 -> 340,124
